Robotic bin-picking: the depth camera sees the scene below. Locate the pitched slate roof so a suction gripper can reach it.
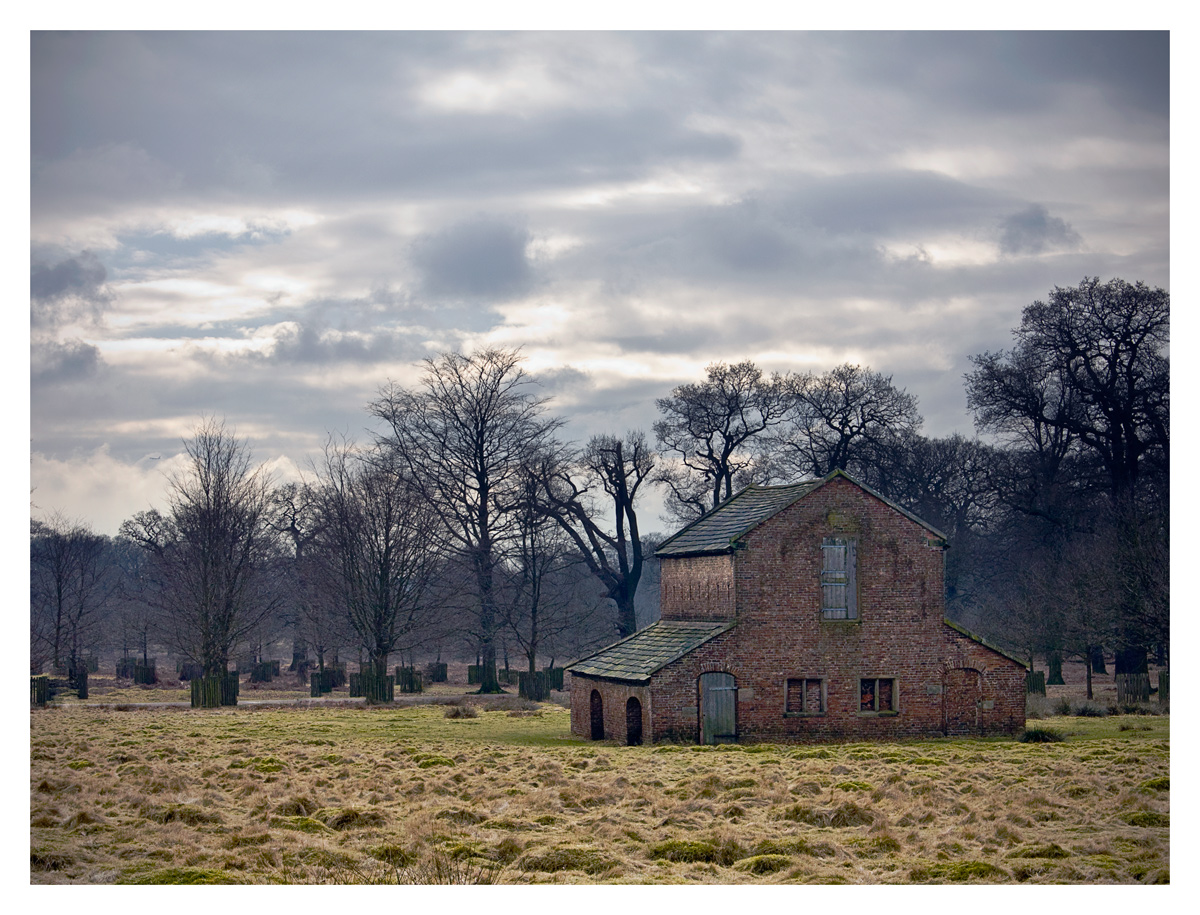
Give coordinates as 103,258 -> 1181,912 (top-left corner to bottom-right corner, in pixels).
566,620 -> 735,683
943,619 -> 1030,669
655,481 -> 820,557
655,470 -> 949,558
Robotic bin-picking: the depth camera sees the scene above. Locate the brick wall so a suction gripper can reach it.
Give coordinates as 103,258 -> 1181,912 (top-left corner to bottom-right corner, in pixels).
568,673 -> 651,744
660,554 -> 735,621
647,476 -> 1025,741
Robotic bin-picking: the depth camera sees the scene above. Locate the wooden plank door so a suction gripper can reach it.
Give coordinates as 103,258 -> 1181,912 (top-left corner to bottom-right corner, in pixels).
699,672 -> 737,745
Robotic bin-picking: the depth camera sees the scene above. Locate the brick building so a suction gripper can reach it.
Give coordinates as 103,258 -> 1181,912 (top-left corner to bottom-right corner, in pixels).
567,470 -> 1026,745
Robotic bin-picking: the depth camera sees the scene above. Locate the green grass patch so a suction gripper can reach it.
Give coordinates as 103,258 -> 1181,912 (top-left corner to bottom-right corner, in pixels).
847,835 -> 902,858
778,800 -> 874,828
269,815 -> 331,833
519,845 -> 615,875
753,838 -> 837,858
124,867 -> 241,884
1007,843 -> 1070,859
366,843 -> 415,867
1122,811 -> 1168,828
415,754 -> 456,768
144,803 -> 221,826
734,854 -> 792,875
648,839 -> 720,863
910,860 -> 1010,882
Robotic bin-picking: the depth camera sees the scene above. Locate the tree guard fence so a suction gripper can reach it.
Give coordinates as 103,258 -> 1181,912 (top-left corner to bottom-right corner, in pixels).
191,672 -> 239,708
1115,673 -> 1151,704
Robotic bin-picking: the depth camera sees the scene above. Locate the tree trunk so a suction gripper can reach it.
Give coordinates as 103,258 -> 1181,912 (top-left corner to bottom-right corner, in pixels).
478,645 -> 500,694
1047,651 -> 1065,686
1114,647 -> 1148,677
614,588 -> 638,639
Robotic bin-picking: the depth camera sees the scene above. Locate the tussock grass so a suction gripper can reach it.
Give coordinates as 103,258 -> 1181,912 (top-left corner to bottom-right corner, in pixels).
1019,728 -> 1065,743
520,845 -> 616,875
30,702 -> 1168,885
123,866 -> 243,884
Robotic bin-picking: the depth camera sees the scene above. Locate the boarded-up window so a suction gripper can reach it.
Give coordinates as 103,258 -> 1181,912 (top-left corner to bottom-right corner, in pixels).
785,677 -> 825,715
860,677 -> 897,713
821,538 -> 857,620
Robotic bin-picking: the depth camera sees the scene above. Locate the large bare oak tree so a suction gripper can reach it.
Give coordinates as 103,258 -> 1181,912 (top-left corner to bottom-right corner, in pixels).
370,348 -> 561,693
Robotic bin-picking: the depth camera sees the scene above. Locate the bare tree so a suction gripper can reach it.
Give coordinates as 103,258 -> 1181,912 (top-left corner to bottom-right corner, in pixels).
269,481 -> 326,670
312,437 -> 442,700
533,432 -> 655,638
498,471 -> 601,680
763,364 -> 922,482
120,419 -> 280,701
654,360 -> 790,521
369,348 -> 562,693
966,277 -> 1170,654
30,514 -> 115,675
109,535 -> 159,668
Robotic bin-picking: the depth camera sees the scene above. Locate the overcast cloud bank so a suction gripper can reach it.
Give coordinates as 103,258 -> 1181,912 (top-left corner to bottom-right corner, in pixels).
30,31 -> 1169,534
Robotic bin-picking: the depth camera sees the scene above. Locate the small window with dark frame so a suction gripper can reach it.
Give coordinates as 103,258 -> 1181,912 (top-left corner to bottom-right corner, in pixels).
785,677 -> 825,715
859,677 -> 897,713
821,538 -> 857,620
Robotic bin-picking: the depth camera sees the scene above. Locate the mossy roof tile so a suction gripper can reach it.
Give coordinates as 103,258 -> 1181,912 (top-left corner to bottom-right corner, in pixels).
654,470 -> 948,558
654,482 -> 820,557
566,620 -> 735,683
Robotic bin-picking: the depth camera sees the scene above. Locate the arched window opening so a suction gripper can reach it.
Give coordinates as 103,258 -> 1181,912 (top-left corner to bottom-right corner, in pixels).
626,696 -> 643,746
589,689 -> 604,740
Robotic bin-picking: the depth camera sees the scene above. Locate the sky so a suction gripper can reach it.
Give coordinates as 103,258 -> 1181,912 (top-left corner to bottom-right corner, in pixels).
28,30 -> 1171,537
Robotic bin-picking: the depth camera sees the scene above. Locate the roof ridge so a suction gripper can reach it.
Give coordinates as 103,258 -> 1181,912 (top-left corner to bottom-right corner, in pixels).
565,619 -> 735,682
656,470 -> 948,557
655,477 -> 822,557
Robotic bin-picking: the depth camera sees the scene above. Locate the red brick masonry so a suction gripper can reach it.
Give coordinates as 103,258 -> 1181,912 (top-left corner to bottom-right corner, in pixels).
571,474 -> 1026,743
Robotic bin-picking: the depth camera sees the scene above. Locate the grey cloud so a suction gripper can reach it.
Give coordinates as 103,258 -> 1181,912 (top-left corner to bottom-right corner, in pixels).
590,199 -> 889,294
32,34 -> 741,210
542,371 -> 674,440
31,251 -> 107,301
779,172 -> 1007,236
266,323 -> 428,366
998,204 -> 1081,256
412,219 -> 533,300
841,32 -> 1168,120
31,251 -> 110,330
31,339 -> 103,384
28,32 -> 1168,535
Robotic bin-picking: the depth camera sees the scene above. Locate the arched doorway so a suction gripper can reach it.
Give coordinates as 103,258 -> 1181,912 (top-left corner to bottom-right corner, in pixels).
590,689 -> 605,740
943,668 -> 983,736
698,672 -> 737,745
625,697 -> 643,746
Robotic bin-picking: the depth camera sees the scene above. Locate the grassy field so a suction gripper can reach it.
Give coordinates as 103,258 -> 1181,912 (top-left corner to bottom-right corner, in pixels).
30,669 -> 1169,885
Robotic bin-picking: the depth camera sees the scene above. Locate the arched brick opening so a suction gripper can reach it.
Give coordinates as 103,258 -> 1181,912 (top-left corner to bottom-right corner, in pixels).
589,689 -> 604,740
943,667 -> 983,736
625,696 -> 643,746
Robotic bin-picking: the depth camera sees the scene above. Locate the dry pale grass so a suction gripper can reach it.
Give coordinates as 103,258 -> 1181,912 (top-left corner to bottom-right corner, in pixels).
30,693 -> 1168,886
